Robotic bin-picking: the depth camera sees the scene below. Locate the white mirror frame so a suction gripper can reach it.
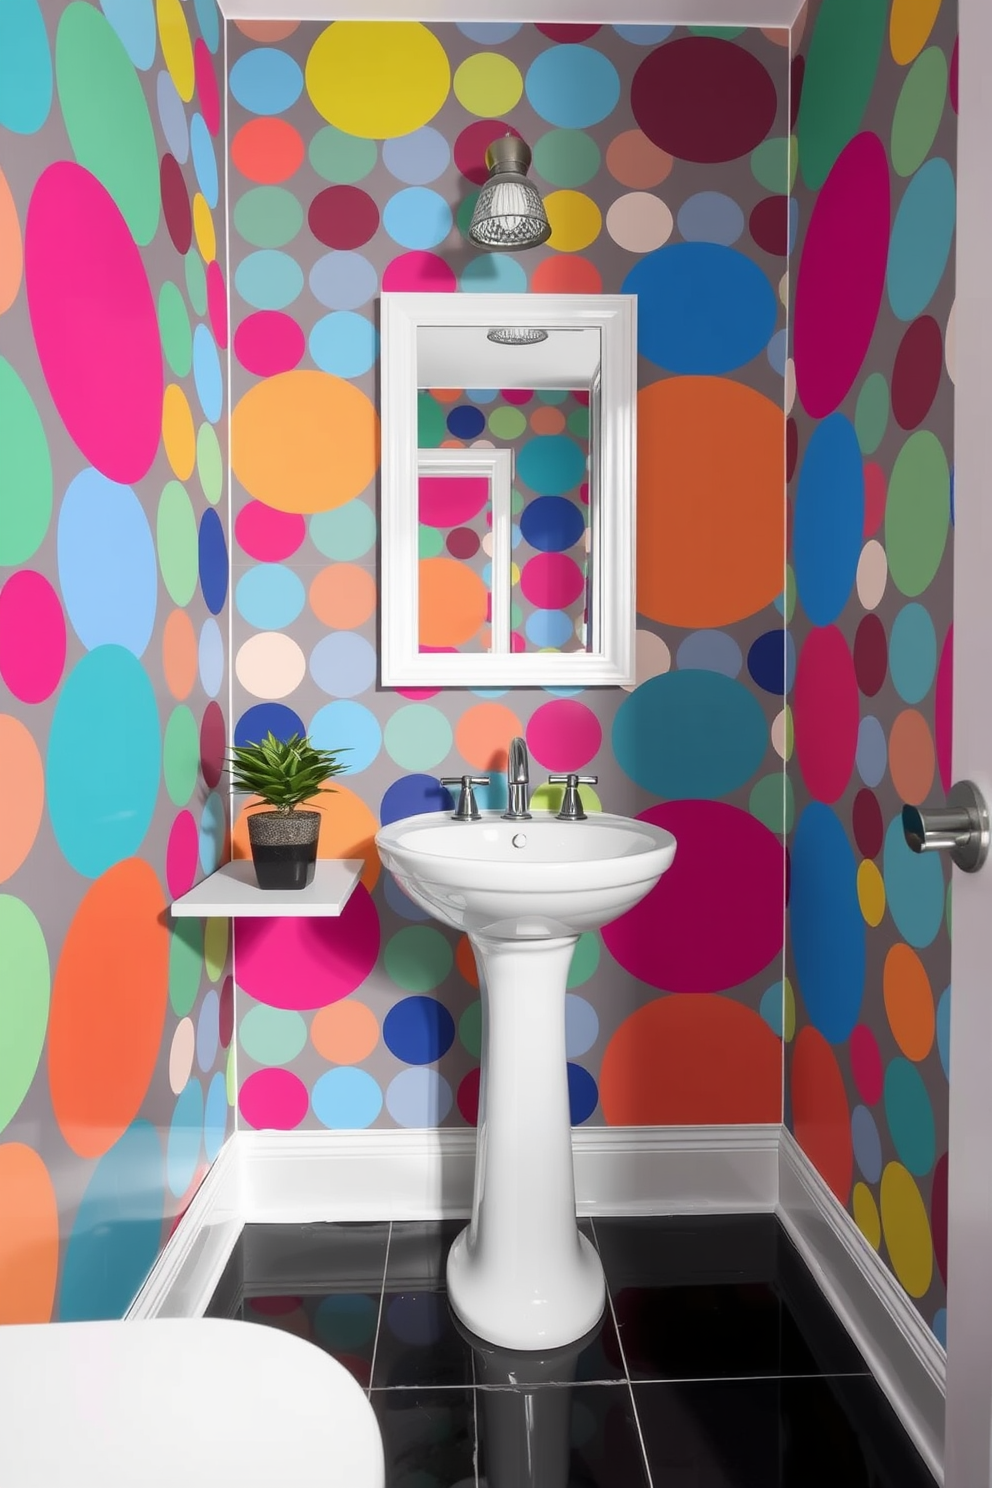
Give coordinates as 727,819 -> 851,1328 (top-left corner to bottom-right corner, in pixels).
380,292 -> 637,688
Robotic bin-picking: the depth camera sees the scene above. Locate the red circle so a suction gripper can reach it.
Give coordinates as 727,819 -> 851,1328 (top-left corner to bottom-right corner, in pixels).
863,461 -> 886,535
790,54 -> 804,128
793,625 -> 859,803
457,1067 -> 480,1125
234,310 -> 305,377
852,789 -> 883,859
631,37 -> 777,163
853,613 -> 887,697
447,527 -> 480,559
850,1023 -> 883,1104
749,195 -> 789,256
531,255 -> 602,294
160,154 -> 192,254
536,23 -> 600,40
200,701 -> 226,788
791,1027 -> 853,1204
231,118 -> 305,184
308,186 -> 379,249
786,418 -> 798,482
891,316 -> 943,431
454,120 -> 523,185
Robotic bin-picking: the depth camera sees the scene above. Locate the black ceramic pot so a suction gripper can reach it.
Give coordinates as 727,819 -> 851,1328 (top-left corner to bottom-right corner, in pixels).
247,810 -> 320,890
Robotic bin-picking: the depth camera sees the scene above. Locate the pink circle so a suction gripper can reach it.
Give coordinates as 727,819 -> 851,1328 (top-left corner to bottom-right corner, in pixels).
235,883 -> 381,1010
206,261 -> 228,349
419,474 -> 488,527
166,810 -> 200,898
850,1023 -> 883,1105
219,974 -> 234,1047
234,311 -> 305,376
382,251 -> 456,293
457,1067 -> 480,1125
25,163 -> 163,484
526,699 -> 602,771
794,133 -> 890,419
194,39 -> 221,137
863,461 -> 885,536
935,624 -> 952,794
396,686 -> 441,700
520,553 -> 585,609
0,572 -> 65,703
602,800 -> 784,993
239,1068 -> 309,1130
793,625 -> 859,804
235,500 -> 306,560
500,389 -> 533,406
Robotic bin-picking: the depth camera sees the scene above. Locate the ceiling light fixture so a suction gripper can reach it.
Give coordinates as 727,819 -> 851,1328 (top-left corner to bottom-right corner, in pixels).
486,327 -> 549,346
466,135 -> 552,252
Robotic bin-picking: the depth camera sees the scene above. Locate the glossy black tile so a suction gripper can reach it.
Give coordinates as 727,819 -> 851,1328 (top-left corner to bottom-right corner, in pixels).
774,1229 -> 873,1377
593,1214 -> 779,1291
240,1289 -> 382,1388
477,1383 -> 650,1488
242,1220 -> 390,1292
371,1387 -> 477,1487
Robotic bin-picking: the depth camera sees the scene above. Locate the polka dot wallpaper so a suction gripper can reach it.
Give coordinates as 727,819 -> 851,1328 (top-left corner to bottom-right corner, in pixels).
0,0 -> 231,1322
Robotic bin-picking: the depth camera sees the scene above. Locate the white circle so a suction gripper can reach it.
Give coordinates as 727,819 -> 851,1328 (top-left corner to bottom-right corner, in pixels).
606,192 -> 673,253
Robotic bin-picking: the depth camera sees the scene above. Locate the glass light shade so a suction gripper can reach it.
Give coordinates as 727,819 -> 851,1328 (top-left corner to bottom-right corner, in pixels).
466,136 -> 552,252
487,327 -> 549,345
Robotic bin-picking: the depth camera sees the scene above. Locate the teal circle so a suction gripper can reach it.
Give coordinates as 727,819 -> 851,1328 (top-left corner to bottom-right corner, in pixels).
854,372 -> 889,455
169,918 -> 202,1018
517,435 -> 586,496
167,1078 -> 203,1197
889,603 -> 937,704
235,249 -> 304,311
460,254 -> 528,293
418,524 -> 444,558
204,1070 -> 227,1160
158,282 -> 192,378
537,389 -> 567,405
750,773 -> 794,835
235,563 -> 306,630
759,982 -> 783,1037
0,895 -> 50,1133
47,648 -> 160,877
0,0 -> 53,134
384,925 -> 453,993
532,128 -> 601,187
613,671 -> 768,799
459,999 -> 482,1056
885,431 -> 950,597
883,1057 -> 936,1176
310,499 -> 376,560
882,815 -> 945,949
0,357 -> 53,565
797,0 -> 887,191
891,48 -> 948,179
163,705 -> 199,806
417,391 -> 447,448
199,792 -> 225,875
887,157 -> 956,322
184,250 -> 207,316
239,1004 -> 308,1066
233,185 -> 304,247
314,1293 -> 378,1350
567,405 -> 590,440
567,932 -> 600,988
309,125 -> 377,183
384,704 -> 452,772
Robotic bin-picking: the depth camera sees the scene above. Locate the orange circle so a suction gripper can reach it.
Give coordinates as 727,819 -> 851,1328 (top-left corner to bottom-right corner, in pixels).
606,130 -> 673,189
232,370 -> 380,515
791,1026 -> 853,1205
455,934 -> 479,988
0,715 -> 43,882
231,118 -> 306,184
428,388 -> 463,404
232,782 -> 380,892
162,608 -> 198,700
530,406 -> 566,434
454,701 -> 524,771
234,19 -> 300,39
311,999 -> 379,1063
440,438 -> 465,449
48,859 -> 170,1159
309,564 -> 376,629
163,384 -> 196,481
0,1145 -> 58,1323
600,995 -> 781,1125
883,943 -> 935,1061
761,26 -> 791,45
637,377 -> 784,626
0,165 -> 22,316
530,254 -> 602,295
888,709 -> 935,806
419,557 -> 488,648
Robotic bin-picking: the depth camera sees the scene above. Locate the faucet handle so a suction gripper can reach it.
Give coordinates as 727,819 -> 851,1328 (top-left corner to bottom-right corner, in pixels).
440,775 -> 490,822
548,773 -> 598,822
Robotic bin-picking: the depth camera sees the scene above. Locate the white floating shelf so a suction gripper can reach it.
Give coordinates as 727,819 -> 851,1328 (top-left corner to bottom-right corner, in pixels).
170,859 -> 365,918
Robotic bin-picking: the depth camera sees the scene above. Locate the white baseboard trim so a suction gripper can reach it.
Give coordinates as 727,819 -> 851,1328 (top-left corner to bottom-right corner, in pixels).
777,1127 -> 945,1484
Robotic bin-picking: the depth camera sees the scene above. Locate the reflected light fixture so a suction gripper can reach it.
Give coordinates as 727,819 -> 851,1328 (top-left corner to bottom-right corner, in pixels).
487,327 -> 549,345
466,135 -> 552,251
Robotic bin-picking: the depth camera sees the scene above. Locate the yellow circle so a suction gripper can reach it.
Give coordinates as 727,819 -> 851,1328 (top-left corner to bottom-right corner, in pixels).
531,781 -> 602,814
783,976 -> 796,1042
163,385 -> 196,481
306,22 -> 450,139
157,0 -> 195,102
857,859 -> 886,927
545,190 -> 602,253
853,1182 -> 881,1250
890,0 -> 942,65
193,194 -> 216,264
880,1162 -> 933,1298
204,918 -> 229,983
453,53 -> 523,118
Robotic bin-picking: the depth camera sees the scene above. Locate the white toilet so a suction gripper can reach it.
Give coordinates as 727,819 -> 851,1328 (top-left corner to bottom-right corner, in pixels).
0,1317 -> 384,1487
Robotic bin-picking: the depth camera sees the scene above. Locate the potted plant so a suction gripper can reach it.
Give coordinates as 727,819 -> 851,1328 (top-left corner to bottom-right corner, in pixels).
228,732 -> 347,890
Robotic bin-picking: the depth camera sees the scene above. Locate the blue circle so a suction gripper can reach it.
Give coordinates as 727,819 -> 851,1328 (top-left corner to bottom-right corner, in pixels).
100,0 -> 156,69
565,994 -> 599,1058
887,158 -> 955,321
383,126 -> 450,184
767,328 -> 788,376
932,1309 -> 947,1346
889,603 -> 937,704
199,791 -> 226,875
456,22 -> 521,41
517,436 -> 586,496
47,648 -> 160,878
156,69 -> 188,162
675,629 -> 743,678
58,469 -> 157,657
192,322 -> 223,422
387,1292 -> 446,1347
386,1068 -> 454,1126
204,1071 -> 227,1162
383,995 -> 455,1065
525,609 -> 574,649
851,1104 -> 882,1183
460,254 -> 528,293
883,815 -> 945,949
623,243 -> 778,374
567,1063 -> 599,1124
0,0 -> 52,134
228,47 -> 303,115
380,773 -> 454,825
746,631 -> 785,693
856,715 -> 887,787
613,23 -> 674,43
309,311 -> 378,377
789,802 -> 865,1043
793,414 -> 864,626
467,388 -> 497,404
884,1057 -> 935,1176
199,617 -> 224,697
312,1068 -> 383,1129
235,702 -> 305,747
471,776 -> 509,813
235,249 -> 304,311
520,494 -> 586,551
384,870 -> 433,922
198,508 -> 228,615
936,986 -> 950,1079
613,670 -> 768,799
525,45 -> 620,128
759,982 -> 783,1036
196,989 -> 220,1070
167,1079 -> 204,1197
383,186 -> 452,249
676,191 -> 744,246
310,700 -> 381,773
189,112 -> 218,207
446,404 -> 486,439
309,251 -> 378,310
193,0 -> 220,51
235,563 -> 305,631
310,632 -> 377,698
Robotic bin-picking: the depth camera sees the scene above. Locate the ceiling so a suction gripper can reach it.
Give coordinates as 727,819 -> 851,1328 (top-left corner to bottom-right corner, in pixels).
221,1 -> 804,24
418,324 -> 601,388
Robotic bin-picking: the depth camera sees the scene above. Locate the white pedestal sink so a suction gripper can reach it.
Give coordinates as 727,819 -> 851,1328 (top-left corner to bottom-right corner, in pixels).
375,811 -> 676,1350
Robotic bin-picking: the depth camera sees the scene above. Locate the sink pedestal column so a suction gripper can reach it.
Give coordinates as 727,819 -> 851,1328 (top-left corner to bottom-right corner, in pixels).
446,933 -> 606,1350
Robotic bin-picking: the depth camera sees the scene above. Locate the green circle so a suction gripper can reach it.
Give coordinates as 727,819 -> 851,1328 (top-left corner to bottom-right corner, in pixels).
197,422 -> 223,506
567,406 -> 590,440
891,47 -> 948,179
419,524 -> 444,558
0,896 -> 50,1134
489,406 -> 527,440
169,918 -> 203,1017
537,389 -> 567,405
233,185 -> 305,248
456,191 -> 479,239
309,125 -> 377,183
689,24 -> 745,35
185,250 -> 207,316
384,703 -> 452,771
314,1294 -> 378,1351
749,774 -> 794,835
532,781 -> 601,814
239,1004 -> 308,1065
797,0 -> 887,191
157,482 -> 199,605
0,358 -> 53,565
310,499 -> 376,559
384,925 -> 453,992
567,932 -> 600,989
459,999 -> 482,1057
885,431 -> 950,597
511,488 -> 525,514
783,564 -> 796,623
855,372 -> 889,455
204,918 -> 228,983
751,136 -> 793,194
510,600 -> 523,630
418,391 -> 447,448
56,3 -> 160,245
158,282 -> 192,378
533,129 -> 601,187
163,706 -> 199,806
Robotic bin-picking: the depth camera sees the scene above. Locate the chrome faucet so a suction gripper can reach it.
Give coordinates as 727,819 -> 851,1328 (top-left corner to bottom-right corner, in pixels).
502,736 -> 532,820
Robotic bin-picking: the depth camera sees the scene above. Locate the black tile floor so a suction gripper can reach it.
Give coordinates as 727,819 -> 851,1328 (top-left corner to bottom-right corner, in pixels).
207,1214 -> 937,1487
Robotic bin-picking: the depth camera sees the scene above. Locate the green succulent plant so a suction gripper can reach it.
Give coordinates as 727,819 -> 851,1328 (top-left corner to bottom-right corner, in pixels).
228,732 -> 347,815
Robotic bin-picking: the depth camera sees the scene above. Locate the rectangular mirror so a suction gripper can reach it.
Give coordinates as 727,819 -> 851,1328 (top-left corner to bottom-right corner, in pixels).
381,292 -> 636,687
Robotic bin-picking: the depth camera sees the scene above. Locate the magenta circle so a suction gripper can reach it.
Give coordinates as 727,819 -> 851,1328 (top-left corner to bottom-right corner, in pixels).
309,186 -> 379,250
454,120 -> 523,185
166,811 -> 200,899
235,883 -> 381,1010
382,251 -> 456,293
194,39 -> 221,137
850,1024 -> 883,1105
794,133 -> 890,419
239,1068 -> 309,1130
419,474 -> 488,528
793,625 -> 860,804
935,624 -> 953,794
25,163 -> 163,484
235,500 -> 306,560
602,800 -> 784,993
234,310 -> 305,376
206,260 -> 228,349
631,37 -> 777,164
0,571 -> 66,704
526,699 -> 602,772
520,553 -> 585,609
500,388 -> 533,406
160,153 -> 192,255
